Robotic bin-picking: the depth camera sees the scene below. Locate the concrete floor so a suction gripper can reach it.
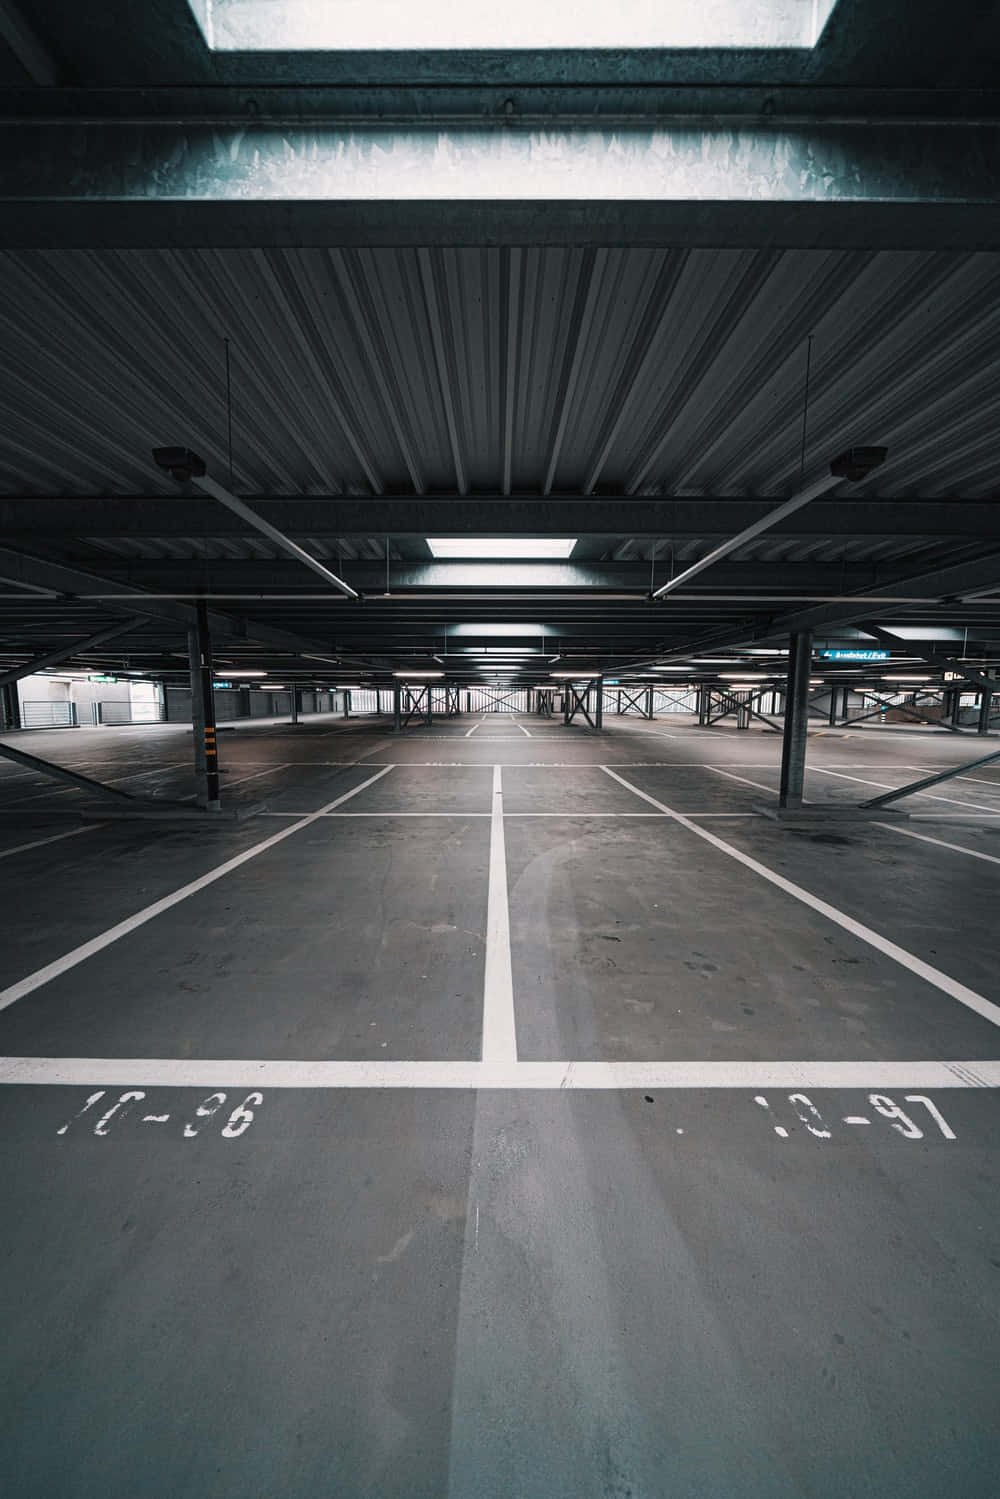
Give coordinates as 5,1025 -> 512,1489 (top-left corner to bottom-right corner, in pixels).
0,714 -> 998,1497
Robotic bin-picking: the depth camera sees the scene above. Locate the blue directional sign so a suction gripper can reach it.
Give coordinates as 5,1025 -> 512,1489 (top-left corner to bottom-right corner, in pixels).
213,680 -> 234,689
821,649 -> 890,661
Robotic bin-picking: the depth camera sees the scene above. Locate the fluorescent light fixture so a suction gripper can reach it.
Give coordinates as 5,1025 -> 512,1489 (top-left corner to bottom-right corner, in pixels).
231,670 -> 268,677
745,649 -> 789,656
689,657 -> 745,664
883,674 -> 933,682
394,671 -> 444,678
725,673 -> 770,681
551,671 -> 600,679
426,538 -> 576,559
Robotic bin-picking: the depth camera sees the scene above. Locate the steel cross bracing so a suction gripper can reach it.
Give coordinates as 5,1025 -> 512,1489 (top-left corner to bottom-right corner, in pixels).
614,687 -> 654,719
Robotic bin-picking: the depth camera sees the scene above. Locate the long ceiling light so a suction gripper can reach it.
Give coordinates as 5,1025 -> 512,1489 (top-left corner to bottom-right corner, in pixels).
652,447 -> 888,601
152,448 -> 361,600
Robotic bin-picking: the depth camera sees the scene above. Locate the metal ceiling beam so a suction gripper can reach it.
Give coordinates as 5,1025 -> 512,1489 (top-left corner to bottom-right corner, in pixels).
2,118 -> 1000,248
652,472 -> 844,600
653,449 -> 887,600
0,543 -> 354,664
56,559 -> 940,593
0,2 -> 60,87
192,471 -> 361,601
1,498 -> 997,540
0,616 -> 145,689
857,622 -> 999,697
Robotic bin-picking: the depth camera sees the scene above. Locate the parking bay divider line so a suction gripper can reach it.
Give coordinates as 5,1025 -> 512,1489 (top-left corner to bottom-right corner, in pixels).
600,765 -> 1000,1032
0,764 -> 396,1014
482,765 -> 518,1064
2,1056 -> 998,1090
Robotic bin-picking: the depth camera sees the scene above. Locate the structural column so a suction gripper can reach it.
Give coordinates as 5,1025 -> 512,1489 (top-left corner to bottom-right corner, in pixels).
778,629 -> 813,809
187,600 -> 221,811
0,682 -> 20,731
978,674 -> 995,734
290,685 -> 299,724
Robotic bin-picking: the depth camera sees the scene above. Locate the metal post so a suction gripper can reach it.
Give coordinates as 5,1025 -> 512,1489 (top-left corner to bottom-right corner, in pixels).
0,681 -> 21,730
187,600 -> 221,811
343,690 -> 350,719
978,675 -> 994,734
645,685 -> 654,720
698,684 -> 712,726
425,686 -> 433,726
290,685 -> 299,724
778,629 -> 812,809
828,687 -> 839,727
393,683 -> 402,732
595,678 -> 604,732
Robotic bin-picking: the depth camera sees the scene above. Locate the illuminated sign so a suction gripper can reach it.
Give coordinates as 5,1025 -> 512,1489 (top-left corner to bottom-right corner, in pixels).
88,674 -> 118,683
213,680 -> 234,689
821,649 -> 890,661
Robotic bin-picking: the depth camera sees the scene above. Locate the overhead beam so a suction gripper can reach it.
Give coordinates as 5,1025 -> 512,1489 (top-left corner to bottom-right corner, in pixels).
0,543 -> 351,664
858,622 -> 999,697
653,470 -> 845,599
190,470 -> 361,601
0,617 -> 145,689
2,119 -> 1000,248
1,497 -> 998,541
0,2 -> 59,87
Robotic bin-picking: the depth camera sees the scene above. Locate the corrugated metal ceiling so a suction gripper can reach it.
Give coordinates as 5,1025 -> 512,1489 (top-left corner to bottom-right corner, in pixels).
2,245 -> 999,513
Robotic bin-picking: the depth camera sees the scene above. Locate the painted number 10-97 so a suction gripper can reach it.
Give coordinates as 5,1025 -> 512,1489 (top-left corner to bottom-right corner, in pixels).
57,1090 -> 264,1139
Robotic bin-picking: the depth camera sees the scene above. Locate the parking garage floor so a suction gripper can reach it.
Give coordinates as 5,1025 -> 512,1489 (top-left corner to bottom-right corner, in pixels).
1,715 -> 998,1499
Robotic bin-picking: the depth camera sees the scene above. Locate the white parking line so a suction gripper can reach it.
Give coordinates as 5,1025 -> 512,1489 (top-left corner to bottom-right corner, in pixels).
600,765 -> 1000,1031
707,766 -> 779,796
482,766 -> 517,1063
464,722 -> 482,737
2,1056 -> 997,1090
0,825 -> 101,861
515,721 -> 532,737
875,822 -> 1000,868
0,765 -> 395,1013
810,765 -> 999,814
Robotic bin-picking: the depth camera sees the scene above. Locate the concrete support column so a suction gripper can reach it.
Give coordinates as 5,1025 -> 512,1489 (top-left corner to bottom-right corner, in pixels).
828,687 -> 840,726
187,600 -> 220,811
645,686 -> 654,720
595,678 -> 604,733
778,629 -> 813,810
698,683 -> 712,727
290,685 -> 299,724
393,683 -> 402,732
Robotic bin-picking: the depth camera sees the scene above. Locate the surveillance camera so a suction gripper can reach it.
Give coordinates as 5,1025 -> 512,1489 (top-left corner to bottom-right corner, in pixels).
152,447 -> 207,482
829,446 -> 888,482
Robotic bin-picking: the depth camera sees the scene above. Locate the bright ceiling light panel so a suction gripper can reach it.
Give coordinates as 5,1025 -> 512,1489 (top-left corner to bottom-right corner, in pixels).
426,538 -> 576,559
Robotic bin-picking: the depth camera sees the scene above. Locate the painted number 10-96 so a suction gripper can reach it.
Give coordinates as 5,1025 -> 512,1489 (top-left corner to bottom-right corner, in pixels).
57,1090 -> 264,1139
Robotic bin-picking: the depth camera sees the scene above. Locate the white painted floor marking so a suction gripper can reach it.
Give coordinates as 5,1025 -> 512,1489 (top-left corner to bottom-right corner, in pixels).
0,765 -> 395,1013
600,766 -> 1000,1030
464,722 -> 482,737
515,721 -> 532,737
0,824 -> 101,860
875,821 -> 1000,868
482,765 -> 518,1063
3,1056 -> 998,1089
706,765 -> 780,797
222,762 -> 293,790
810,765 -> 999,814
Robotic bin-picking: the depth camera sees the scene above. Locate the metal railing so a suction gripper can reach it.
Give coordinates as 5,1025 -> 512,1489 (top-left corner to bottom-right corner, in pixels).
20,700 -> 77,729
94,700 -> 166,725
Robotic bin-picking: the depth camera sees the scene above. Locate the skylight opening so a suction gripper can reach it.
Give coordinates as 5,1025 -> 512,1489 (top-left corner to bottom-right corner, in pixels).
189,0 -> 839,51
427,538 -> 576,559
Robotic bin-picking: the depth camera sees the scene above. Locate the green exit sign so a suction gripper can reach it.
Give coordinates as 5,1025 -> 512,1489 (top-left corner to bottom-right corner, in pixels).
88,674 -> 118,683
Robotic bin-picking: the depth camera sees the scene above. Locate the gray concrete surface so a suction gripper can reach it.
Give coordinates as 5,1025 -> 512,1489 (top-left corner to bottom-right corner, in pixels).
0,714 -> 998,1497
